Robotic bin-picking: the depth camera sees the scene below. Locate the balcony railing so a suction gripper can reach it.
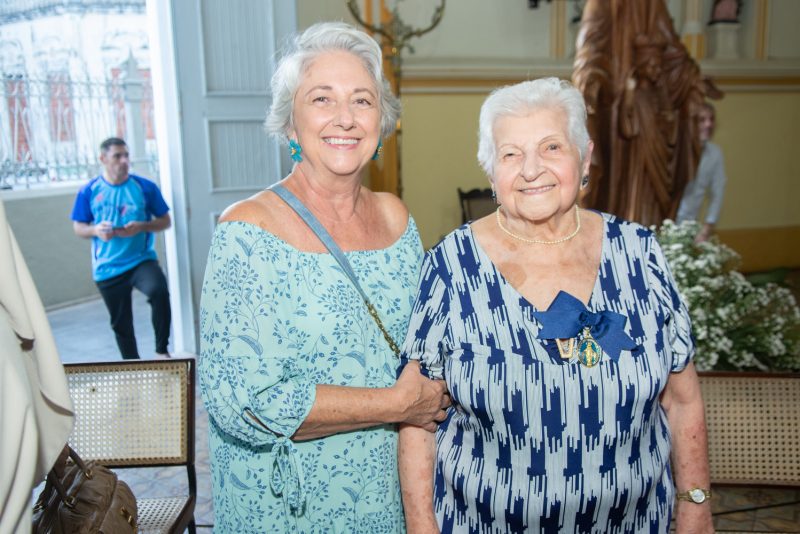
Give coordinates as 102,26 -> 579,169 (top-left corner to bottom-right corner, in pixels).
0,69 -> 157,190
0,0 -> 144,24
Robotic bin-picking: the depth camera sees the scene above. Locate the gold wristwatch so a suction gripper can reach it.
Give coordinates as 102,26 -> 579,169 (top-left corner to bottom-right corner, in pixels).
676,488 -> 711,504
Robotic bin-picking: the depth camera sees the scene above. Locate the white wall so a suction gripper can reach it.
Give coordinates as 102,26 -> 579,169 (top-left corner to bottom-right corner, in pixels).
3,189 -> 94,308
298,1 -> 800,67
768,0 -> 800,59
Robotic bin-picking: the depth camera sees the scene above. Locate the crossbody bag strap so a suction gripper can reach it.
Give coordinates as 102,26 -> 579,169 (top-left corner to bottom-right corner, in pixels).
270,183 -> 401,357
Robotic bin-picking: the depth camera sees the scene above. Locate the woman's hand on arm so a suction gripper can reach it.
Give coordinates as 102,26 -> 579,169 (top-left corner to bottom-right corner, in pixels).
393,361 -> 452,431
661,362 -> 715,534
292,361 -> 451,441
399,422 -> 440,534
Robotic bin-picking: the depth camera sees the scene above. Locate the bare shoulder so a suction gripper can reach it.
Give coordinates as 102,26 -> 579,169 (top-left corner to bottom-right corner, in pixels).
469,212 -> 494,238
370,190 -> 410,235
469,212 -> 504,258
218,190 -> 287,232
580,209 -> 604,240
581,208 -> 603,228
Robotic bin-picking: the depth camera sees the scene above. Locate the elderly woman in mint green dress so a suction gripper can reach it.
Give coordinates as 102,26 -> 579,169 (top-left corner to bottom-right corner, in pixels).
198,22 -> 450,533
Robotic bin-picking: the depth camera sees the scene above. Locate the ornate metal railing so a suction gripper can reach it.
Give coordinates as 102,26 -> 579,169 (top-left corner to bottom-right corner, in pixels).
0,72 -> 156,190
0,0 -> 144,24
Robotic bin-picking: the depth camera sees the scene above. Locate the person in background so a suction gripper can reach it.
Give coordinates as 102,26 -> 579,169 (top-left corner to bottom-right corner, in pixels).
71,137 -> 172,359
399,77 -> 713,533
198,22 -> 449,532
676,102 -> 727,243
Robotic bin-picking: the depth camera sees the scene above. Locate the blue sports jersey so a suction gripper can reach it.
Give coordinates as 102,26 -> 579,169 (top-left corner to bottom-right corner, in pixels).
71,174 -> 169,281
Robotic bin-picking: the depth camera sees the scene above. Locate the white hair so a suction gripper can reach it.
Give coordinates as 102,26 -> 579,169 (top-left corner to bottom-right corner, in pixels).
265,22 -> 400,142
476,77 -> 590,177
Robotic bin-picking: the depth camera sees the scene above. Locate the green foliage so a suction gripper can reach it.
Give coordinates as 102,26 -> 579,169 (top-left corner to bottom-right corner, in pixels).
656,220 -> 800,371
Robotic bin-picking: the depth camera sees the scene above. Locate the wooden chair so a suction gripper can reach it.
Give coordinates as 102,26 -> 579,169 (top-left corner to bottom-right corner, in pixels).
458,187 -> 495,224
64,358 -> 197,534
698,372 -> 800,532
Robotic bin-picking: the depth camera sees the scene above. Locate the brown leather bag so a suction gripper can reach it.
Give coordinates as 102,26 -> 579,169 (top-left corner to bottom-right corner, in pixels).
32,446 -> 137,533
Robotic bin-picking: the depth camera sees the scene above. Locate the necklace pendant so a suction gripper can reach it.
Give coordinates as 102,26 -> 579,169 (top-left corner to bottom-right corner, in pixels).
578,327 -> 601,367
556,337 -> 575,360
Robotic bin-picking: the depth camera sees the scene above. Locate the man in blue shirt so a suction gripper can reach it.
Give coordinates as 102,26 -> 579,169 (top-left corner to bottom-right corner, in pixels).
71,137 -> 172,359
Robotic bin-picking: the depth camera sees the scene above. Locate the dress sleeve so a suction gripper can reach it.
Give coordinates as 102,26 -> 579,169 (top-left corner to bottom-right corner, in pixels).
647,235 -> 696,372
198,223 -> 317,446
400,247 -> 452,380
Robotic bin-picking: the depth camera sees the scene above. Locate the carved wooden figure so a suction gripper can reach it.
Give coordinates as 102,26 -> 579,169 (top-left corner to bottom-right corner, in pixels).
573,0 -> 715,226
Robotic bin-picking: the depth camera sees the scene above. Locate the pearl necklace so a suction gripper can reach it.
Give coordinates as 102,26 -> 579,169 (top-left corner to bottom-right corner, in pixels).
495,204 -> 581,245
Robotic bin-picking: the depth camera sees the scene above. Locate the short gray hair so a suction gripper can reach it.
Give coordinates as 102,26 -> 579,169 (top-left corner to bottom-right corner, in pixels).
476,77 -> 590,177
265,22 -> 400,142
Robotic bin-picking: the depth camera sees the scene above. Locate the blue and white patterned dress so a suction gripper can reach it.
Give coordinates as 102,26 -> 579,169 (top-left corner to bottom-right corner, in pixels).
199,218 -> 423,533
401,213 -> 694,533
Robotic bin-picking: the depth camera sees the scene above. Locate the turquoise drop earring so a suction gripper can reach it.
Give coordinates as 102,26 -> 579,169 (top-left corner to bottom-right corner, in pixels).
289,139 -> 303,162
371,140 -> 383,161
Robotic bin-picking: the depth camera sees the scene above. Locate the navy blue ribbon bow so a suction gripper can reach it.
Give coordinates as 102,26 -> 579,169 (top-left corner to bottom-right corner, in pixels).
532,291 -> 637,361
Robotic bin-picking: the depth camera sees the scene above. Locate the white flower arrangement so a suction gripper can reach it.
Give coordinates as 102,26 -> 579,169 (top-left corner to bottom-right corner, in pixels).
656,220 -> 800,371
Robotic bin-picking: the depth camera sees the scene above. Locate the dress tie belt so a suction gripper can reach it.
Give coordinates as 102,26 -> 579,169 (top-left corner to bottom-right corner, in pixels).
270,436 -> 306,514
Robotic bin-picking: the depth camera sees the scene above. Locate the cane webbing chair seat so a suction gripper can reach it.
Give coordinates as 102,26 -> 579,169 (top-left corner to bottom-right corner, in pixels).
64,358 -> 197,534
137,496 -> 193,534
697,372 -> 800,532
699,372 -> 800,487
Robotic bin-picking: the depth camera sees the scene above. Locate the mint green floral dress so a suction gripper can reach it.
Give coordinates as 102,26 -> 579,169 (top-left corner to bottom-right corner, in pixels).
198,218 -> 423,533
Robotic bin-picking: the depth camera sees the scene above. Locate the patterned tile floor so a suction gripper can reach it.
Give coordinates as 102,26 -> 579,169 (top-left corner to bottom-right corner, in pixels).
711,487 -> 800,532
46,295 -> 799,532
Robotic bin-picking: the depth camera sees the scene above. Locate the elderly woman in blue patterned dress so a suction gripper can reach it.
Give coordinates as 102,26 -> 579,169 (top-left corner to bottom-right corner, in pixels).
398,78 -> 714,533
198,22 -> 450,533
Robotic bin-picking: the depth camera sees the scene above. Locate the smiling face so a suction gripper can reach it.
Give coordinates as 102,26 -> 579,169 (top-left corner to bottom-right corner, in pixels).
492,106 -> 591,224
289,50 -> 381,180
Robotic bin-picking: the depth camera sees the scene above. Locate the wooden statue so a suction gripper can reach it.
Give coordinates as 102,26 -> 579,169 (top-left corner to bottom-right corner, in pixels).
573,0 -> 717,226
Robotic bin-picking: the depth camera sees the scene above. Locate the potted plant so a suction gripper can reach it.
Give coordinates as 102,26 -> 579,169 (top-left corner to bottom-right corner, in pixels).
656,220 -> 800,371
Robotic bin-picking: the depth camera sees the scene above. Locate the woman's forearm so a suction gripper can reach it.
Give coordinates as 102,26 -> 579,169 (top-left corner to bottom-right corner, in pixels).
292,384 -> 404,440
293,362 -> 450,441
399,423 -> 439,533
662,364 -> 714,533
666,373 -> 711,493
